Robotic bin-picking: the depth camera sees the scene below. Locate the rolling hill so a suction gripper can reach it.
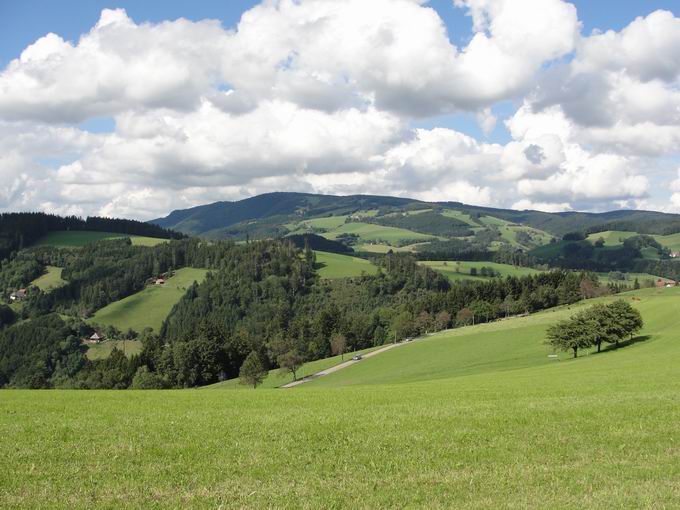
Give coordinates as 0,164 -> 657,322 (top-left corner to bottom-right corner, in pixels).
153,191 -> 680,240
4,287 -> 680,507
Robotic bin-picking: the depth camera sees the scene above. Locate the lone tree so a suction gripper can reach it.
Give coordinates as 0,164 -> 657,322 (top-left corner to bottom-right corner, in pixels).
278,350 -> 305,381
330,333 -> 347,361
239,351 -> 267,388
546,312 -> 596,358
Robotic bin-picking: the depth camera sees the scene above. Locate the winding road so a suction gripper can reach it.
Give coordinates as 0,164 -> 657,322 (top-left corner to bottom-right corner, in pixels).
281,341 -> 406,388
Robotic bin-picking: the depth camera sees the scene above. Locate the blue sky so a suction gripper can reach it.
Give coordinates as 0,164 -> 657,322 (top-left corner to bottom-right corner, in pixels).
0,0 -> 679,217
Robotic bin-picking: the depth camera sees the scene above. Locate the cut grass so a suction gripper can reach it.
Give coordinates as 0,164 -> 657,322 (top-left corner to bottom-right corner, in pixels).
30,266 -> 65,291
420,260 -> 543,281
587,230 -> 680,252
33,231 -> 167,247
86,340 -> 143,360
323,221 -> 437,246
313,251 -> 378,279
89,268 -> 208,333
207,345 -> 383,390
4,288 -> 680,507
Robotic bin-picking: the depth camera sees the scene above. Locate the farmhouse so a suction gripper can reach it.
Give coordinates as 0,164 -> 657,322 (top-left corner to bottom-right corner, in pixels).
155,278 -> 165,285
87,332 -> 105,344
671,252 -> 680,258
9,288 -> 27,301
655,278 -> 676,288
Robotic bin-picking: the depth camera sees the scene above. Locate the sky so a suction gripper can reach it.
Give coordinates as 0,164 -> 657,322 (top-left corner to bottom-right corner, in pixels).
0,0 -> 679,220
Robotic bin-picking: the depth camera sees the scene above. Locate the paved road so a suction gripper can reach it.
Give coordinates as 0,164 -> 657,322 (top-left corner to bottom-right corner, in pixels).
281,342 -> 405,388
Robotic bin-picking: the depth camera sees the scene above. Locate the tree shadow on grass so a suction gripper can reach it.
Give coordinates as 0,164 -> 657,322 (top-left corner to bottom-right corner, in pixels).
597,335 -> 652,354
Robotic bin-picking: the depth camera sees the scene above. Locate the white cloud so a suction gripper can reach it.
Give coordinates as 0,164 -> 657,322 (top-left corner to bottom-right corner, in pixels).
0,2 -> 677,219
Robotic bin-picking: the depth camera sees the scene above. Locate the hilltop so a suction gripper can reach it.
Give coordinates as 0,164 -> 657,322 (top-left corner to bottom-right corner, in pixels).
152,191 -> 680,241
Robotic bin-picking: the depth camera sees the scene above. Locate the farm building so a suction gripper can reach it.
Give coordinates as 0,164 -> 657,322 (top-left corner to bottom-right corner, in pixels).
655,279 -> 676,288
87,332 -> 105,344
155,278 -> 165,285
9,289 -> 27,301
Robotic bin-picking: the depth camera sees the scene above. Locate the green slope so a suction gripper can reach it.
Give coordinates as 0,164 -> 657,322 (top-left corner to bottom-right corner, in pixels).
314,251 -> 378,279
33,231 -> 167,247
309,287 -> 677,388
420,260 -> 543,281
323,221 -> 437,246
89,268 -> 208,333
207,346 -> 382,390
4,287 -> 680,508
30,266 -> 65,291
13,198 -> 680,509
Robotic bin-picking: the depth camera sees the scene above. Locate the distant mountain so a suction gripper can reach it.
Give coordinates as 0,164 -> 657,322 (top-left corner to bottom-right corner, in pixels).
151,192 -> 680,246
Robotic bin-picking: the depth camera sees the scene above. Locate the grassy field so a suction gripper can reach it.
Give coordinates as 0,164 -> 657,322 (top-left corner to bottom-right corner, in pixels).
420,260 -> 543,281
29,266 -> 65,291
33,231 -> 167,247
323,221 -> 437,246
86,340 -> 143,360
314,251 -> 378,279
89,268 -> 208,333
207,345 -> 383,390
587,230 -> 680,252
3,288 -> 680,507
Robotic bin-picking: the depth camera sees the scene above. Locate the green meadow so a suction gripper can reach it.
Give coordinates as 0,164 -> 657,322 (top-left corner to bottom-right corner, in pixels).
323,221 -> 437,245
207,345 -> 382,390
29,266 -> 66,291
314,251 -> 378,279
86,339 -> 143,360
3,287 -> 680,507
89,268 -> 208,333
420,260 -> 543,281
587,230 -> 680,252
33,230 -> 167,247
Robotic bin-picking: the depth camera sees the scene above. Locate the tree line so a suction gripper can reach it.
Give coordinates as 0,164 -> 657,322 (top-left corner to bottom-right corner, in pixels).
0,212 -> 184,260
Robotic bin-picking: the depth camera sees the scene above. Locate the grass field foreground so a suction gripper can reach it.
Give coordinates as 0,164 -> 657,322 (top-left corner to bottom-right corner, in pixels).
3,288 -> 680,507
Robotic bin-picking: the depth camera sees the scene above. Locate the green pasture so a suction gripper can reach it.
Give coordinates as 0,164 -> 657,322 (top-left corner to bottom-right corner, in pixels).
30,266 -> 65,291
33,231 -> 167,247
86,340 -> 143,360
313,251 -> 378,279
3,287 -> 680,507
420,260 -> 543,281
323,221 -> 437,246
89,268 -> 208,333
207,345 -> 382,390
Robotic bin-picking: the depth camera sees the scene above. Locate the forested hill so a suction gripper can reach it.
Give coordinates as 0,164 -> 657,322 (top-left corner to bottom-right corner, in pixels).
0,212 -> 185,260
152,192 -> 680,239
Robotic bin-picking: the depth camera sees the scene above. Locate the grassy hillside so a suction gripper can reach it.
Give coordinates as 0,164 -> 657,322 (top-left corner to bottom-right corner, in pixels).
30,266 -> 65,291
420,260 -> 543,281
314,251 -> 378,279
587,230 -> 680,252
207,345 -> 382,390
86,339 -> 143,360
309,287 -> 678,388
4,287 -> 680,507
33,231 -> 167,247
323,221 -> 438,246
89,268 -> 208,333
